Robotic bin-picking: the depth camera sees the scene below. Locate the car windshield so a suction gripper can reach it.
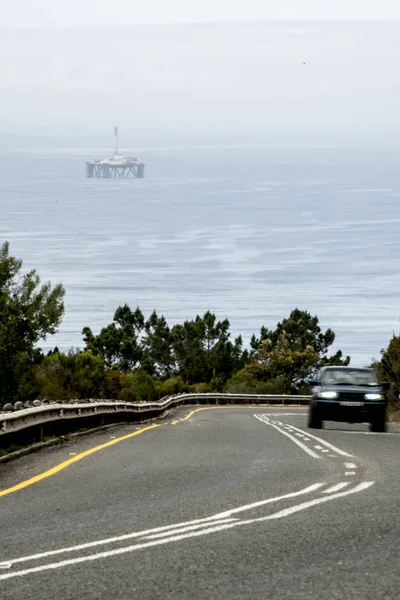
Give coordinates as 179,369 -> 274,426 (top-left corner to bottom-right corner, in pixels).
321,369 -> 378,386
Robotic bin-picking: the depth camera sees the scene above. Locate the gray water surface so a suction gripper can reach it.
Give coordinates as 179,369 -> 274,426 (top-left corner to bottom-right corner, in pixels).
1,144 -> 399,365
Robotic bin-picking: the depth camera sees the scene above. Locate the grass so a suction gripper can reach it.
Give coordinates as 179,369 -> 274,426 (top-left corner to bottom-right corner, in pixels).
0,444 -> 24,457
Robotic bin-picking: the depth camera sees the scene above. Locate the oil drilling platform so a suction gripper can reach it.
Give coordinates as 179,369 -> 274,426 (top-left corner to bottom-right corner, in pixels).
86,127 -> 145,178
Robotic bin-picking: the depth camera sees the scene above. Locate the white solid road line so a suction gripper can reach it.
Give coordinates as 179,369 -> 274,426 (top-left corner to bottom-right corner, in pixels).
322,482 -> 351,494
143,519 -> 237,540
4,483 -> 324,567
0,482 -> 374,582
211,483 -> 325,519
254,415 -> 321,459
6,515 -> 236,566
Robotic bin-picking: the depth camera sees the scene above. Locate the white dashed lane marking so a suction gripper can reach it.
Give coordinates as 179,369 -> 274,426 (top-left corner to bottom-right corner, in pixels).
255,414 -> 355,462
254,415 -> 321,459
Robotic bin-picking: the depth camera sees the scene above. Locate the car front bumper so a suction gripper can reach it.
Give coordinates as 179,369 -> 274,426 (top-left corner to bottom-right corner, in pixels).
313,399 -> 386,423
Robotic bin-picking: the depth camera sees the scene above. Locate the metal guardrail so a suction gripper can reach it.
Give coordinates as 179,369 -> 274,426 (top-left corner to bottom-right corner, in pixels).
0,393 -> 311,448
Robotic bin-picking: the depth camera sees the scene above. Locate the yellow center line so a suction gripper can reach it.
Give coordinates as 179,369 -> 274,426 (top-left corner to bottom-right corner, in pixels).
0,405 -> 306,497
0,424 -> 161,497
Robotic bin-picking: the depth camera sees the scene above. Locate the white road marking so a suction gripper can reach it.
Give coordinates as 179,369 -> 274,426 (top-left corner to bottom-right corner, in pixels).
211,483 -> 325,519
254,415 -> 320,459
345,472 -> 356,476
5,483 -> 324,567
281,422 -> 354,457
0,563 -> 11,569
263,482 -> 373,520
328,455 -> 337,458
0,482 -> 374,582
321,449 -> 329,453
143,519 -> 236,539
322,483 -> 351,494
6,515 -> 236,566
314,445 -> 323,450
341,431 -> 398,436
265,414 -> 307,418
345,463 -> 357,469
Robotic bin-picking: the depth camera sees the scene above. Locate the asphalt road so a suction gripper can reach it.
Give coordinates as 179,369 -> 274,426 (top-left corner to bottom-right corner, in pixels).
1,406 -> 400,599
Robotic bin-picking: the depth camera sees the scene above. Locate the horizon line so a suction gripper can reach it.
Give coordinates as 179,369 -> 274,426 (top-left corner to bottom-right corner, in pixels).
1,19 -> 399,32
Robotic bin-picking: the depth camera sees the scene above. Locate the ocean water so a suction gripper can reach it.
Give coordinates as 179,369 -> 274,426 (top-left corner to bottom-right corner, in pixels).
1,143 -> 399,366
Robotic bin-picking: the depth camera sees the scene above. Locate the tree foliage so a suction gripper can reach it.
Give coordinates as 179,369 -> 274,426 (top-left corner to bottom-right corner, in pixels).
0,241 -> 65,404
373,335 -> 400,406
82,308 -> 245,388
82,304 -> 145,372
247,332 -> 319,393
248,309 -> 350,390
170,311 -> 245,386
35,349 -> 105,400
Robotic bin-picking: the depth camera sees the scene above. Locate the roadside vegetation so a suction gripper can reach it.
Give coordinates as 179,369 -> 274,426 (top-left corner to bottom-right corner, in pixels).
1,242 -> 398,412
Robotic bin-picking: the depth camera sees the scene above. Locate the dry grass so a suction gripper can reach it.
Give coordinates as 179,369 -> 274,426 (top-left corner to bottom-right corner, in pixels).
388,407 -> 400,424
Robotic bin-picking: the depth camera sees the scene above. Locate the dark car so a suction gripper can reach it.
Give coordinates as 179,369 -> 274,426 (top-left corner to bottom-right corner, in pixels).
308,366 -> 389,432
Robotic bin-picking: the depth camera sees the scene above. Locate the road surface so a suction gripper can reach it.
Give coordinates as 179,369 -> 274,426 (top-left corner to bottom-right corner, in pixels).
1,406 -> 400,599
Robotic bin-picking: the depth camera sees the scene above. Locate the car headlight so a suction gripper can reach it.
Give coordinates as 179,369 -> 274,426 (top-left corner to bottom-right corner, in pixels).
318,391 -> 338,399
365,393 -> 383,400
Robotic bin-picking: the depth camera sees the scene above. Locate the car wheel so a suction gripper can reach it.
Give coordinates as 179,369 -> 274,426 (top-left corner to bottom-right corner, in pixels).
308,404 -> 323,429
370,409 -> 387,433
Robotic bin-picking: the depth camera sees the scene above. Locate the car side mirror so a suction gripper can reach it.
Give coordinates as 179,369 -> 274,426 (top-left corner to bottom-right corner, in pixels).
379,382 -> 390,391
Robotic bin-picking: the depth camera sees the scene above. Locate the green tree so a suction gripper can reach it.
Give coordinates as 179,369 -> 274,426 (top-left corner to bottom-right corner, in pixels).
224,368 -> 284,394
373,335 -> 400,405
247,332 -> 319,393
248,309 -> 349,390
142,310 -> 174,377
119,370 -> 156,402
82,304 -> 144,372
171,311 -> 244,386
35,349 -> 106,400
0,241 -> 65,405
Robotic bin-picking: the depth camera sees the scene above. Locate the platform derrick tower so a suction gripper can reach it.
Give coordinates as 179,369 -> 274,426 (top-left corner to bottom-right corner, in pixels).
86,127 -> 145,179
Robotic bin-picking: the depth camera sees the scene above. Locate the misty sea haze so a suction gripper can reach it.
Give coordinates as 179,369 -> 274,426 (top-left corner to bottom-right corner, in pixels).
1,142 -> 399,365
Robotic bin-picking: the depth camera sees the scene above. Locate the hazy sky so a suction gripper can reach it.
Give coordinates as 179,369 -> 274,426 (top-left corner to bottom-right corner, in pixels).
1,5 -> 399,144
3,0 -> 400,28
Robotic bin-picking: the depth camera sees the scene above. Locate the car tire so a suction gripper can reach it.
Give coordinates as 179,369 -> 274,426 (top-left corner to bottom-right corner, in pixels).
308,403 -> 323,429
370,409 -> 387,433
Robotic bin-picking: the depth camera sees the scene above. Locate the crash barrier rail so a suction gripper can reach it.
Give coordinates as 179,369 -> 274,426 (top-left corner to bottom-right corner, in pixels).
0,393 -> 311,449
